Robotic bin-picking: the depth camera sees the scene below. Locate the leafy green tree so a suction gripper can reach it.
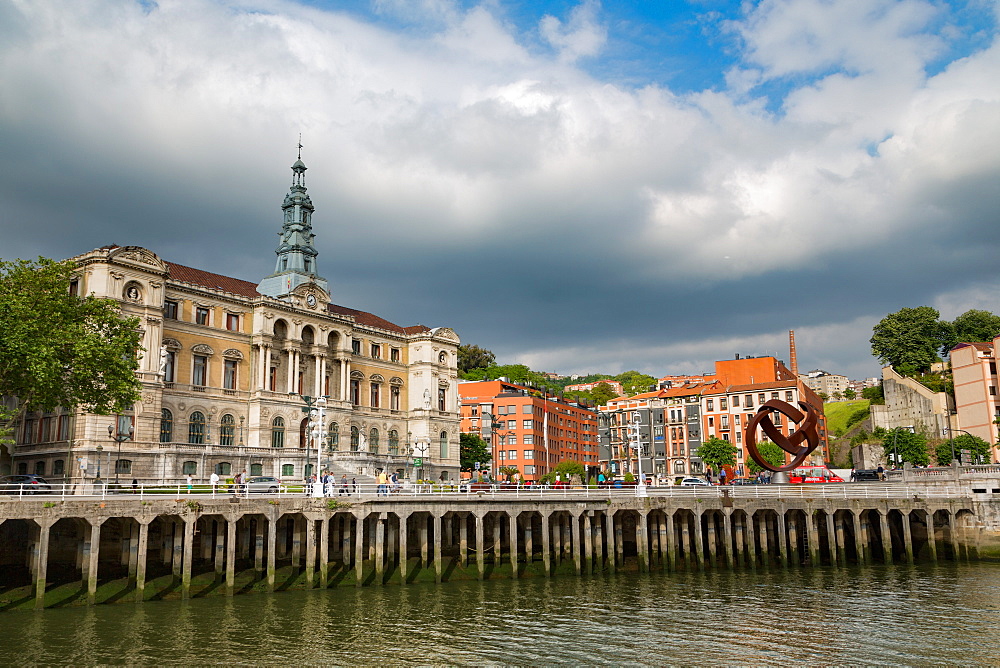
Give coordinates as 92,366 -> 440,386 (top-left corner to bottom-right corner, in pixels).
695,436 -> 738,474
862,384 -> 884,405
457,344 -> 496,374
746,440 -> 787,474
831,391 -> 842,401
881,427 -> 929,466
843,388 -> 856,400
939,309 -> 1000,355
590,382 -> 619,405
937,433 -> 992,465
870,306 -> 950,373
459,432 -> 491,471
818,391 -> 829,401
616,370 -> 657,396
0,258 -> 143,441
539,459 -> 586,484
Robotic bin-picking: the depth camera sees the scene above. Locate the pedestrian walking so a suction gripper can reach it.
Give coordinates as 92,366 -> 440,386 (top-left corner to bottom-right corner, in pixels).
352,477 -> 358,495
186,473 -> 193,493
339,474 -> 348,496
210,471 -> 220,493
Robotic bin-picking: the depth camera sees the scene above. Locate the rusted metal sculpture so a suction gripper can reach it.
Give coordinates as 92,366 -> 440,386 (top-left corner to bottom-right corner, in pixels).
744,399 -> 820,472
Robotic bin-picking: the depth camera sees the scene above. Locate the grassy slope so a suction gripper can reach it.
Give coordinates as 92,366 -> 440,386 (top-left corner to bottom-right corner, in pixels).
823,399 -> 871,435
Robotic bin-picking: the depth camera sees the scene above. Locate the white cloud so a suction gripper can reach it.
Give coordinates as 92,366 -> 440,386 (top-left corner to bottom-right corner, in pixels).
539,0 -> 607,63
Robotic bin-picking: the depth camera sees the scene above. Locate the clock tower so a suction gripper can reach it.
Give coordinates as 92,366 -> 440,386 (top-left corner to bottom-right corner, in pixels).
257,147 -> 330,298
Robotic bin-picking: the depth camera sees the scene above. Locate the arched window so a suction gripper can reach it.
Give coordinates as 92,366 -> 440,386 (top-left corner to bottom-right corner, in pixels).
350,426 -> 359,451
369,428 -> 379,454
220,414 -> 235,446
328,422 -> 339,451
305,463 -> 314,477
438,387 -> 447,411
188,411 -> 205,444
673,460 -> 686,474
250,463 -> 263,476
53,460 -> 65,475
370,382 -> 381,408
34,461 -> 45,475
439,351 -> 447,364
271,417 -> 285,448
216,462 -> 232,475
182,461 -> 197,475
389,430 -> 399,455
390,386 -> 401,411
115,459 -> 132,474
160,408 -> 173,443
439,430 -> 448,458
281,463 -> 294,477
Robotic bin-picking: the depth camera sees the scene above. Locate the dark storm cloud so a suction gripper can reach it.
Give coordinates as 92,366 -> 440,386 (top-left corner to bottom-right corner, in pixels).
2,0 -> 999,382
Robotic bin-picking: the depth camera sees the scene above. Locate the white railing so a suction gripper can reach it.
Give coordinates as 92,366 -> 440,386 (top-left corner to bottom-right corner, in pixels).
0,481 -> 974,501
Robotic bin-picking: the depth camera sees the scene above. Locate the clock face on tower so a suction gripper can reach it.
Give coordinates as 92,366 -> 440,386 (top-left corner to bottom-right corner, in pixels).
306,293 -> 317,308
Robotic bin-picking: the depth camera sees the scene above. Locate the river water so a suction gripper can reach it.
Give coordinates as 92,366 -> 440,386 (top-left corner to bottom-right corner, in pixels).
6,563 -> 1000,666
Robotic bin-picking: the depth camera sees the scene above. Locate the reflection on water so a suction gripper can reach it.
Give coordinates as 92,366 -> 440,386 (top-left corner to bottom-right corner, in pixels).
6,563 -> 1000,666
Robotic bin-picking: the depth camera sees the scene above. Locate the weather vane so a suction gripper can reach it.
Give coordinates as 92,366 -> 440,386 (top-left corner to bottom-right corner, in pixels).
297,133 -> 303,160
744,399 -> 821,472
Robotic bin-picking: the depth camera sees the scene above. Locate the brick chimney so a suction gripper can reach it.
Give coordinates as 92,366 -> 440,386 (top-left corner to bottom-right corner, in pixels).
789,330 -> 799,376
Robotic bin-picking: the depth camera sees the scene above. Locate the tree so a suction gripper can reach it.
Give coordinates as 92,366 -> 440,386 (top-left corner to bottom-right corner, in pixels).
746,440 -> 786,474
539,459 -> 586,484
590,382 -> 619,405
870,306 -> 950,374
831,391 -> 842,401
881,427 -> 929,466
862,384 -> 884,405
939,309 -> 1000,354
458,344 -> 495,374
0,258 -> 143,441
616,370 -> 657,396
459,432 -> 491,471
843,388 -> 856,400
939,433 -> 992,465
695,436 -> 738,473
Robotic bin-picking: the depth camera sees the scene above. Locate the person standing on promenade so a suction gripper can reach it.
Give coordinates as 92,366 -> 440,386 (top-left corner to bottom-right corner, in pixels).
340,474 -> 349,496
210,471 -> 219,493
186,473 -> 193,493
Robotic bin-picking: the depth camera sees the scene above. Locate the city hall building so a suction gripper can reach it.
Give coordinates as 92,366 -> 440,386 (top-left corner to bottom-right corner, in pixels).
8,156 -> 462,485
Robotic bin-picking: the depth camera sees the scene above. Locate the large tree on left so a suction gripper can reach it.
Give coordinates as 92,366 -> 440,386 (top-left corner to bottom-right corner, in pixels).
0,258 -> 144,443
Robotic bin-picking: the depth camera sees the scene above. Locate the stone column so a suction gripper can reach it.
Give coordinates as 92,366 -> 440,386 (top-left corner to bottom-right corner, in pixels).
399,512 -> 409,583
493,514 -> 502,566
693,510 -> 705,570
827,513 -> 839,567
879,511 -> 893,564
420,514 -> 429,566
656,514 -> 668,571
87,519 -> 103,605
722,510 -> 734,569
305,517 -> 317,588
524,516 -> 534,568
434,513 -> 443,583
459,513 -> 468,568
291,516 -> 302,568
258,344 -> 269,390
855,512 -> 869,565
637,511 -> 649,573
375,513 -> 386,585
759,513 -> 770,568
267,514 -> 278,591
475,512 -> 485,580
226,515 -> 238,594
705,513 -> 717,569
182,517 -> 195,599
776,512 -> 789,568
214,519 -> 225,581
318,516 -> 329,588
134,519 -> 151,603
343,515 -> 353,568
808,513 -> 821,566
286,349 -> 296,395
569,512 -> 581,576
509,513 -> 519,578
355,514 -> 366,586
583,513 -> 593,575
314,354 -> 323,398
680,513 -> 691,569
663,512 -> 675,572
254,518 -> 265,576
127,520 -> 139,584
902,511 -> 914,564
595,512 -> 605,572
33,519 -> 54,610
925,510 -> 938,563
615,513 -> 624,567
540,511 -> 551,577
172,520 -> 184,580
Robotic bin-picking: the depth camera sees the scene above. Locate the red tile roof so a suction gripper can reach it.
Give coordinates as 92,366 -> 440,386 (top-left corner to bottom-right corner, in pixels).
165,261 -> 419,335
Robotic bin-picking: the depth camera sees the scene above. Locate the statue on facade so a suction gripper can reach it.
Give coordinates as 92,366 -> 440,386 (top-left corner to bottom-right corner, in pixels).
423,388 -> 432,409
159,344 -> 169,374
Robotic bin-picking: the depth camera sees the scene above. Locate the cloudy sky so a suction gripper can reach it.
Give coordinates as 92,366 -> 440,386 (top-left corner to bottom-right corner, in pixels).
2,0 -> 998,380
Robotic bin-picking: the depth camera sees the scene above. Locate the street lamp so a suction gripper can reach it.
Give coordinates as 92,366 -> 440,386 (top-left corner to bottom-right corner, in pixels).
95,443 -> 103,483
303,395 -> 328,497
413,438 -> 429,482
628,412 -> 648,497
945,427 -> 974,465
108,415 -> 134,485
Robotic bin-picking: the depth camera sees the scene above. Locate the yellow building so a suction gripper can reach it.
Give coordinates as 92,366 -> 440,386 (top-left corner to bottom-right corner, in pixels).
11,155 -> 461,485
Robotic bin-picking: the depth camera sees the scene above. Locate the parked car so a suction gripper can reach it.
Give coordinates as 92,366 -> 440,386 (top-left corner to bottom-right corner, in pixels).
850,469 -> 883,482
730,477 -> 757,485
0,474 -> 52,494
680,477 -> 712,487
243,476 -> 281,493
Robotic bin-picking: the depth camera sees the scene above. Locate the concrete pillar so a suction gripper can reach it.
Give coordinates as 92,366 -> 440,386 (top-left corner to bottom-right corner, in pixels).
343,515 -> 353,567
493,514 -> 502,566
759,514 -> 770,568
926,510 -> 938,563
33,520 -> 53,610
705,513 -> 717,568
254,518 -> 265,575
656,514 -> 667,571
267,515 -> 277,591
134,519 -> 150,603
603,512 -> 615,574
833,513 -> 845,566
355,514 -> 366,586
902,511 -> 914,564
595,512 -> 605,572
306,518 -> 317,588
524,515 -> 534,568
172,520 -> 184,579
541,512 -> 551,577
398,513 -> 409,583
127,520 -> 139,583
583,513 -> 593,575
214,519 -> 225,581
663,512 -> 675,572
510,513 -> 519,578
808,513 -> 821,566
827,513 -> 838,567
459,513 -> 468,568
418,514 -> 429,566
375,514 -> 387,584
615,513 -> 624,566
776,512 -> 788,568
879,511 -> 893,564
161,519 -> 173,566
680,513 -> 691,569
226,515 -> 237,594
637,511 -> 649,573
87,520 -> 102,605
476,513 -> 485,580
570,513 -> 581,576
433,514 -> 443,583
694,510 -> 705,571
182,518 -> 195,599
319,517 -> 329,587
857,512 -> 870,565
722,511 -> 734,569
291,516 -> 302,568
733,513 -> 744,568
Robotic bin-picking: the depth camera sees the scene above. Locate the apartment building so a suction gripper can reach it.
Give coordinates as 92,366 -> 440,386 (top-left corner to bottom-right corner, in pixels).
951,339 -> 1000,461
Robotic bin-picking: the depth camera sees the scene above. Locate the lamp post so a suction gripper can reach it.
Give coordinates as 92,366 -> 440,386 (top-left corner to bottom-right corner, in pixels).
413,438 -> 429,482
945,427 -> 975,465
628,412 -> 648,497
95,443 -> 103,483
108,415 -> 134,485
302,395 -> 328,497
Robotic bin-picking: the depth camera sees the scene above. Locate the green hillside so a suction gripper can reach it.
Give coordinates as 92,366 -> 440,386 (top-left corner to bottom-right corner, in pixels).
824,399 -> 870,436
